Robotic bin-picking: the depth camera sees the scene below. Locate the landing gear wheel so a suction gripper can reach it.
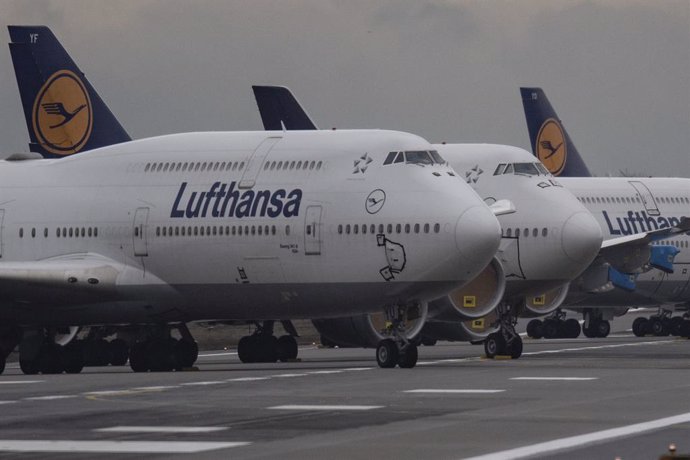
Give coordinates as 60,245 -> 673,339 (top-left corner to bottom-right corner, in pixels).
507,336 -> 523,359
596,320 -> 611,338
649,318 -> 668,337
39,344 -> 64,374
237,336 -> 254,363
526,319 -> 543,339
563,319 -> 581,338
20,359 -> 40,375
376,339 -> 399,368
398,344 -> 418,368
632,317 -> 648,337
63,341 -> 85,374
679,321 -> 690,338
129,342 -> 149,372
582,322 -> 597,338
0,352 -> 5,375
543,319 -> 559,339
670,317 -> 684,336
174,339 -> 199,368
484,332 -> 506,359
277,335 -> 298,362
108,339 -> 129,366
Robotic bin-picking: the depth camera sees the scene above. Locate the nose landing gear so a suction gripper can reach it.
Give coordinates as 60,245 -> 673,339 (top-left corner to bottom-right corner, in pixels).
375,305 -> 419,369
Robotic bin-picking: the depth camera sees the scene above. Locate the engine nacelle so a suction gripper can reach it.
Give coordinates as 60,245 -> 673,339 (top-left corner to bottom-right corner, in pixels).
421,310 -> 500,342
313,301 -> 428,348
54,326 -> 80,346
427,257 -> 506,322
518,283 -> 569,317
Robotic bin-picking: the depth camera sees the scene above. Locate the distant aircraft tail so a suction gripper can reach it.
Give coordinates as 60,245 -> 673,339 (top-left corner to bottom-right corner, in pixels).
252,86 -> 318,130
520,87 -> 591,177
8,25 -> 130,157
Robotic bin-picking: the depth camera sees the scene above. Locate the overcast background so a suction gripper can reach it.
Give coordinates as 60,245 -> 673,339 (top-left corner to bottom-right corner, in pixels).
0,0 -> 688,176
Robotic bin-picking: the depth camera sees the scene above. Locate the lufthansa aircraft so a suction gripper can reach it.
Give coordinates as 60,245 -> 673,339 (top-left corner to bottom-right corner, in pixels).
251,86 -> 611,359
521,87 -> 690,338
0,26 -> 504,374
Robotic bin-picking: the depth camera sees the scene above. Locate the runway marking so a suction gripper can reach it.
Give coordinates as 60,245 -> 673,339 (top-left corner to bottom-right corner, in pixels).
0,440 -> 248,453
521,339 -> 676,356
404,389 -> 505,394
0,401 -> 17,405
271,373 -> 309,378
95,426 -> 228,433
307,370 -> 344,375
342,367 -> 374,371
25,395 -> 78,401
0,380 -> 43,384
461,411 -> 690,460
180,381 -> 225,386
268,404 -> 383,411
83,390 -> 134,396
131,386 -> 180,391
198,351 -> 237,357
226,376 -> 271,382
509,377 -> 598,381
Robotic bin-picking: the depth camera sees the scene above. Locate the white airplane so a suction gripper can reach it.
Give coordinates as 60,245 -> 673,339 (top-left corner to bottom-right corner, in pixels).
0,26 -> 504,375
521,87 -> 690,338
252,86 -> 612,359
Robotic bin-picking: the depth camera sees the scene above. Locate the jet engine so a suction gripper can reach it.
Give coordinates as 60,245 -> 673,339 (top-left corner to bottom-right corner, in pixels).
426,257 -> 506,322
313,301 -> 427,348
518,283 -> 569,317
420,310 -> 500,343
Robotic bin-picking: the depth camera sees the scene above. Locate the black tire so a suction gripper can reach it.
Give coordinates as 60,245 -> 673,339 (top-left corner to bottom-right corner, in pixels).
632,317 -> 648,337
175,339 -> 199,368
563,319 -> 582,338
238,336 -> 254,363
108,339 -> 130,366
0,352 -> 5,375
596,320 -> 611,338
20,359 -> 40,375
670,317 -> 684,336
678,321 -> 690,338
39,344 -> 64,374
257,335 -> 278,363
649,318 -> 667,336
84,339 -> 110,366
398,344 -> 418,368
148,339 -> 175,372
63,341 -> 85,374
277,335 -> 298,362
129,342 -> 149,372
507,336 -> 523,359
376,339 -> 399,368
526,320 -> 543,339
420,336 -> 438,346
484,332 -> 506,359
543,320 -> 559,339
582,322 -> 597,338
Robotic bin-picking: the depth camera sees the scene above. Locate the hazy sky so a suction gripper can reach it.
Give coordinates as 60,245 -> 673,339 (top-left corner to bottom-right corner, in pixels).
0,0 -> 688,176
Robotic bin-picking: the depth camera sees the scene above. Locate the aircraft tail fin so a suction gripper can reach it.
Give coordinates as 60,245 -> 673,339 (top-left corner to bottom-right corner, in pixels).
252,85 -> 318,130
8,25 -> 130,157
520,87 -> 591,177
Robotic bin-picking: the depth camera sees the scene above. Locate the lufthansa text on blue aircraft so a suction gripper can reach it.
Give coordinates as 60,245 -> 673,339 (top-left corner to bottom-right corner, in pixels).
603,210 -> 684,235
171,181 -> 303,219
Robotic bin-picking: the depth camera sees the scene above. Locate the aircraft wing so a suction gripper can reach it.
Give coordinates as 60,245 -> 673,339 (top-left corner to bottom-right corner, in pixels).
0,253 -> 139,305
601,217 -> 690,250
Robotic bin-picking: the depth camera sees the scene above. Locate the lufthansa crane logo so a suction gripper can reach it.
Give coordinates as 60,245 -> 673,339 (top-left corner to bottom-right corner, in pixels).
535,118 -> 567,176
32,70 -> 93,155
366,189 -> 386,214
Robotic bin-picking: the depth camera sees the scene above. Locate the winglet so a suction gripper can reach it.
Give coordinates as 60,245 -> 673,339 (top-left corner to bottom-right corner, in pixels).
520,87 -> 591,177
8,25 -> 130,157
252,85 -> 318,131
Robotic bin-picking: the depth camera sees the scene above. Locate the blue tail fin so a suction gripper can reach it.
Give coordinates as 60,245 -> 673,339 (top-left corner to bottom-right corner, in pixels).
520,87 -> 591,177
252,86 -> 318,130
8,25 -> 130,157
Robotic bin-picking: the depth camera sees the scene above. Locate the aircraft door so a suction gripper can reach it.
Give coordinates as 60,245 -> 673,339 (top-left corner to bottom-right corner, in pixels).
133,207 -> 149,257
629,181 -> 660,216
304,205 -> 322,255
239,136 -> 281,189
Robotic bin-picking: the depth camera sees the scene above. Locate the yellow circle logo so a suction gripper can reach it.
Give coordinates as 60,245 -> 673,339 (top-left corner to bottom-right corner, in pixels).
32,70 -> 92,155
535,118 -> 567,175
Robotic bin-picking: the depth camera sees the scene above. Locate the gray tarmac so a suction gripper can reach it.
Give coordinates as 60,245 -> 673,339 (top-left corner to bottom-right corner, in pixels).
0,310 -> 688,460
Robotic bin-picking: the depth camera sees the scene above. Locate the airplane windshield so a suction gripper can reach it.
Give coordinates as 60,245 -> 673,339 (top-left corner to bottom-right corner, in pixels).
494,162 -> 552,177
383,151 -> 446,166
513,163 -> 540,175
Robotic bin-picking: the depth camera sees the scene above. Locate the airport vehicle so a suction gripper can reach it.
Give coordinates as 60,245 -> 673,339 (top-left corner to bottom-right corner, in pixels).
521,87 -> 690,338
252,86 -> 609,358
0,26 -> 504,374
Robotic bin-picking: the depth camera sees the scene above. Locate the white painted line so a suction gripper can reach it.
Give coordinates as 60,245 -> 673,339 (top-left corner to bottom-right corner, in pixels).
180,381 -> 225,386
461,411 -> 690,460
83,390 -> 132,396
0,440 -> 248,453
510,377 -> 598,381
404,389 -> 505,394
198,351 -> 237,357
0,381 -> 43,385
226,376 -> 271,382
307,370 -> 344,375
0,401 -> 17,405
342,367 -> 374,371
270,373 -> 309,378
25,395 -> 78,401
95,426 -> 228,433
131,386 -> 180,391
268,404 -> 383,411
522,339 -> 675,356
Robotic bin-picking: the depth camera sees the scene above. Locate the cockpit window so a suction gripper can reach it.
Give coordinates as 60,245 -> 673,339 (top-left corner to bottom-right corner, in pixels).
494,163 -> 507,175
405,151 -> 434,165
513,162 -> 540,176
495,162 -> 552,176
384,152 -> 397,165
504,163 -> 514,174
394,152 -> 404,163
535,162 -> 550,175
429,150 -> 446,165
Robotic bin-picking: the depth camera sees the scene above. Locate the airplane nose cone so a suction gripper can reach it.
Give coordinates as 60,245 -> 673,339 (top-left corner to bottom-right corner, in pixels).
455,205 -> 502,273
561,211 -> 603,265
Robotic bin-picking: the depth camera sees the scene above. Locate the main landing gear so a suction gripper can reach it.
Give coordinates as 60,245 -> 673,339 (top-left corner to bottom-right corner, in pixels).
632,309 -> 690,337
18,328 -> 88,375
237,321 -> 298,363
375,305 -> 418,368
581,310 -> 610,338
129,324 -> 199,372
484,302 -> 523,359
526,310 -> 581,339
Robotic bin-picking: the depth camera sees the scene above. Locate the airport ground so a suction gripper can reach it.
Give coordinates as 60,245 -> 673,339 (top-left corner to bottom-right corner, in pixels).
0,309 -> 688,459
